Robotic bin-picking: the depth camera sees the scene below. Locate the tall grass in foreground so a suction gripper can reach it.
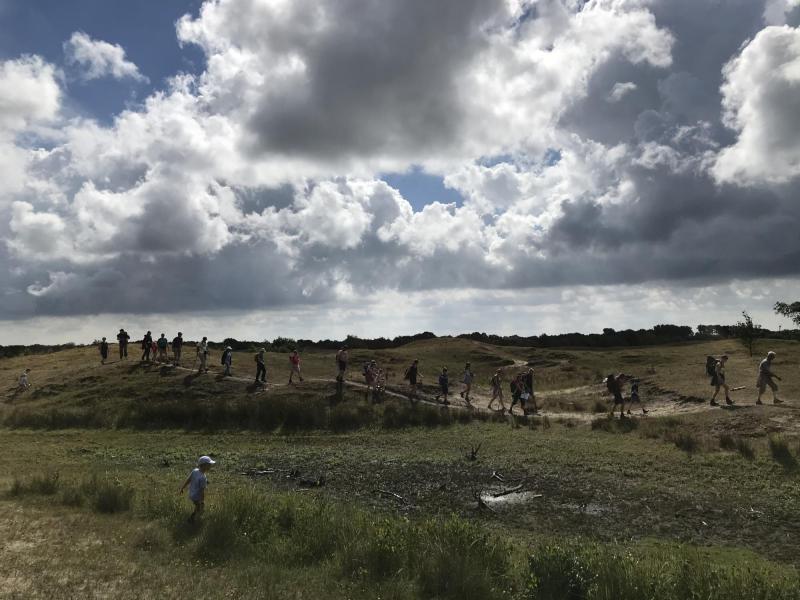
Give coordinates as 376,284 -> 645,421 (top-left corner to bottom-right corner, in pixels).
8,473 -> 800,599
527,543 -> 800,600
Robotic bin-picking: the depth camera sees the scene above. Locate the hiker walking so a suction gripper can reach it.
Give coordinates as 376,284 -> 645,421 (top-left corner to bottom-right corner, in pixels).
289,350 -> 304,384
172,332 -> 184,367
336,346 -> 348,381
435,367 -> 450,405
404,359 -> 420,401
756,351 -> 783,405
509,373 -> 525,415
17,368 -> 31,392
460,362 -> 474,405
179,455 -> 215,524
523,368 -> 539,413
116,328 -> 130,359
141,331 -> 153,362
255,348 -> 267,385
605,373 -> 629,418
627,378 -> 648,415
710,355 -> 733,406
196,337 -> 209,374
221,346 -> 233,376
99,337 -> 109,364
487,369 -> 507,413
156,333 -> 169,363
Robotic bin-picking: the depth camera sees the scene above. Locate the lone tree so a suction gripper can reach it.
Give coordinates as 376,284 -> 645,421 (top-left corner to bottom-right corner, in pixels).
735,311 -> 761,356
774,301 -> 800,327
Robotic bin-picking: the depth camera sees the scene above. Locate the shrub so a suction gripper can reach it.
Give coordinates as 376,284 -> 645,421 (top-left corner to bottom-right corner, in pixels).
768,437 -> 798,471
592,401 -> 607,414
591,416 -> 638,434
719,433 -> 736,451
83,475 -> 134,514
671,432 -> 700,455
328,404 -> 374,432
735,438 -> 756,461
720,434 -> 755,460
525,542 -> 800,600
8,472 -> 60,496
412,516 -> 510,600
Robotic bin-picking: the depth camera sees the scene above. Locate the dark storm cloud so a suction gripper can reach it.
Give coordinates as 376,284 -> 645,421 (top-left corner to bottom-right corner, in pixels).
3,0 -> 800,322
244,0 -> 504,159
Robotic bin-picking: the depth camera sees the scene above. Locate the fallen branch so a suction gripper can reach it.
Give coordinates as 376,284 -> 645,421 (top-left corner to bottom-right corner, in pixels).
374,489 -> 408,504
473,491 -> 496,513
491,483 -> 525,498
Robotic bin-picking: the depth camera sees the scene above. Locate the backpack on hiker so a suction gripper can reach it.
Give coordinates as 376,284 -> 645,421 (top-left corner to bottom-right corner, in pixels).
221,350 -> 228,366
705,356 -> 717,378
605,374 -> 616,393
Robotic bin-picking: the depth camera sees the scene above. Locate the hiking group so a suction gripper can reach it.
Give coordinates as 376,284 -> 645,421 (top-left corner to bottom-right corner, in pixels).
10,330 -> 791,419
705,351 -> 783,407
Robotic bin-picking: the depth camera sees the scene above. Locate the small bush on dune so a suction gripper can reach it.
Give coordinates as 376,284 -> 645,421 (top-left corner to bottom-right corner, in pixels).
525,542 -> 800,600
719,433 -> 736,451
412,517 -> 510,600
8,472 -> 60,496
735,438 -> 756,460
670,432 -> 700,455
592,401 -> 607,414
591,416 -> 638,434
719,434 -> 755,460
83,475 -> 135,514
768,437 -> 798,471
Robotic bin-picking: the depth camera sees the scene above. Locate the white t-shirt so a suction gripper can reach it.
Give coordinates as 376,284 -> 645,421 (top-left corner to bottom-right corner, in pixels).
187,468 -> 207,502
19,372 -> 29,387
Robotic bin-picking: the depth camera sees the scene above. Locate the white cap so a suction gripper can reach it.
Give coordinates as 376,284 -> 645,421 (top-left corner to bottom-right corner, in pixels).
198,455 -> 216,465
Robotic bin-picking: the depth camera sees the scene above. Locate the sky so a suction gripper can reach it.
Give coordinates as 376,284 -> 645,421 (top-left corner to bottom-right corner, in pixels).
2,0 -> 800,344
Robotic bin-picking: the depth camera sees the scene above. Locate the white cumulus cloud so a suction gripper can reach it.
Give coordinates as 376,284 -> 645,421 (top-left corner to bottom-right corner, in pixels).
64,31 -> 148,83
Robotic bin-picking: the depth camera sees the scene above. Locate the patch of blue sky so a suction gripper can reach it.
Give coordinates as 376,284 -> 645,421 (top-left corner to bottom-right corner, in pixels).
0,0 -> 206,123
381,166 -> 464,212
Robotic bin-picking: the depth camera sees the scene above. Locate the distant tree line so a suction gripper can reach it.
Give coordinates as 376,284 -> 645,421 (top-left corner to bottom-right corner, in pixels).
0,343 -> 77,359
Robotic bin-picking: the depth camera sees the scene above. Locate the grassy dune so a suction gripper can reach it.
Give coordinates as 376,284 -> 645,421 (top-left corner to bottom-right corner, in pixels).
1,337 -> 799,598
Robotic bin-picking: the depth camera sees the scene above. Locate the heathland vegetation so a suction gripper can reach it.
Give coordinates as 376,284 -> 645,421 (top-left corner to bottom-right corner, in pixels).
1,333 -> 799,598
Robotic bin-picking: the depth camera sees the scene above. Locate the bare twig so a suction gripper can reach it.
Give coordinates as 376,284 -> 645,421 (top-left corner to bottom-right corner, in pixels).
374,489 -> 408,504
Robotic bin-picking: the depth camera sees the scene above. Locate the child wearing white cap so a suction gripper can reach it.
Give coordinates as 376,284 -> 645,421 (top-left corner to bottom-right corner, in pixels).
179,455 -> 215,523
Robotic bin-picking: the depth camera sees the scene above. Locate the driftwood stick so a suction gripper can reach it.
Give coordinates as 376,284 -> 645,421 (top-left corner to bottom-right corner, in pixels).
375,489 -> 408,504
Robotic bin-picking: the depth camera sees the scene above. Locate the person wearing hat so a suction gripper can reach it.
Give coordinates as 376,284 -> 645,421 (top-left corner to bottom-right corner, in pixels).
222,346 -> 233,376
756,351 -> 783,405
255,348 -> 267,384
171,332 -> 184,367
289,349 -> 303,384
179,455 -> 215,524
435,366 -> 450,405
116,328 -> 130,360
99,337 -> 109,364
488,369 -> 506,413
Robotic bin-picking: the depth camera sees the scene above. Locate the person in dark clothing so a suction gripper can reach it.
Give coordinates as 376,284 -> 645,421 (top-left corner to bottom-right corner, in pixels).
117,329 -> 130,359
509,373 -> 525,415
255,348 -> 267,385
141,331 -> 153,362
627,378 -> 648,415
405,359 -> 420,401
435,367 -> 449,405
523,368 -> 539,414
606,373 -> 630,418
99,337 -> 109,364
172,332 -> 184,367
